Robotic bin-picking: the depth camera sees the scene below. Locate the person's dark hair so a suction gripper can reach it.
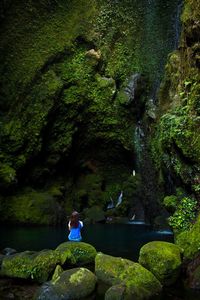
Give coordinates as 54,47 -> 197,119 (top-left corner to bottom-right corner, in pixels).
70,211 -> 79,228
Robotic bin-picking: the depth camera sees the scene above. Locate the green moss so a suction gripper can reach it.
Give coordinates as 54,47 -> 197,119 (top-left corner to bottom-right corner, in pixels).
0,163 -> 16,187
168,196 -> 197,233
0,189 -> 63,225
139,241 -> 182,286
1,249 -> 64,283
51,265 -> 63,283
175,214 -> 200,259
119,263 -> 162,299
163,195 -> 178,213
95,253 -> 162,299
56,242 -> 97,265
37,267 -> 97,299
83,205 -> 105,223
95,253 -> 134,285
151,0 -> 200,198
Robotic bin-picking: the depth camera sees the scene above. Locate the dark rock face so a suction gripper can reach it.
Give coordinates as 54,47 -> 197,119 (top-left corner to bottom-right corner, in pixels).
185,254 -> 200,290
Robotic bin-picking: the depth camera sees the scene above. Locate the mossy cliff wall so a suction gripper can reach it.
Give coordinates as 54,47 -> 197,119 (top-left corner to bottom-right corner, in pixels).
151,0 -> 200,199
151,0 -> 200,256
0,0 -> 180,224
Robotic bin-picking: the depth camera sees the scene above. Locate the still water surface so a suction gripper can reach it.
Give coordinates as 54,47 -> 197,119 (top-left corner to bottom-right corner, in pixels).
0,223 -> 173,261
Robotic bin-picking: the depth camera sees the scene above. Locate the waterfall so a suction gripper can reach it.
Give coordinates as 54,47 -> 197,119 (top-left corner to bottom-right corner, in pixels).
173,2 -> 183,49
116,191 -> 123,207
107,197 -> 115,210
107,191 -> 123,210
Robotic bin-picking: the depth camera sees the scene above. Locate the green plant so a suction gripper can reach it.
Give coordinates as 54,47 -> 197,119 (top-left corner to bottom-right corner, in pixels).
168,196 -> 197,232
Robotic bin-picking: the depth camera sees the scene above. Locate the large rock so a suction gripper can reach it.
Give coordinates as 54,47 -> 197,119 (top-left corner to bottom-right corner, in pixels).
176,214 -> 200,259
56,242 -> 97,265
105,284 -> 126,300
1,249 -> 73,283
36,267 -> 97,300
95,253 -> 162,299
139,241 -> 182,286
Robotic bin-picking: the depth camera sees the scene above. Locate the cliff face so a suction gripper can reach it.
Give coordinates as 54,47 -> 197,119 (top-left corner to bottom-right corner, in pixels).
151,0 -> 200,256
0,0 -> 181,224
152,0 -> 200,200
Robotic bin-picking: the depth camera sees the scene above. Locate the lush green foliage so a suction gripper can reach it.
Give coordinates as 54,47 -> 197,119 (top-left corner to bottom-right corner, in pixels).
168,196 -> 197,232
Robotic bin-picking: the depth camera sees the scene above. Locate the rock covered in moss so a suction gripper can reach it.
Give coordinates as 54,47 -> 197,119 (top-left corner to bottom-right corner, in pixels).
105,284 -> 126,300
176,214 -> 200,259
95,253 -> 134,285
1,249 -> 73,283
56,242 -> 97,265
36,267 -> 97,300
150,0 -> 200,198
51,265 -> 63,282
139,241 -> 182,286
95,253 -> 162,299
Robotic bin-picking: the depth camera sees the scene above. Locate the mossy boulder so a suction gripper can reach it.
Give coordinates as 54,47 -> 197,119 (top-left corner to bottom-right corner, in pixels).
139,241 -> 182,286
56,242 -> 97,265
1,249 -> 71,283
95,253 -> 134,285
105,284 -> 126,300
36,267 -> 97,300
175,214 -> 200,259
95,253 -> 162,299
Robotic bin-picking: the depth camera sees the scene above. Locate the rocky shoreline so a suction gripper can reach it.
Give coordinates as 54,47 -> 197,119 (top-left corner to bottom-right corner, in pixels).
1,240 -> 199,299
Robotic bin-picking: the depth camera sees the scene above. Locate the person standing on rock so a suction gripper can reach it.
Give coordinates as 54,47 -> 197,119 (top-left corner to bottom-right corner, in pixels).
68,211 -> 83,242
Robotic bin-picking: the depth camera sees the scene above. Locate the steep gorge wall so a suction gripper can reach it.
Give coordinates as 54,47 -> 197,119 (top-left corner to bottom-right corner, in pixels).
151,0 -> 200,257
0,0 -> 181,224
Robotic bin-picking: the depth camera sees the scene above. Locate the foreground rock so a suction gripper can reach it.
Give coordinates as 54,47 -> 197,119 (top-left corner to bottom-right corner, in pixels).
0,242 -> 97,283
139,241 -> 182,286
36,267 -> 97,300
95,253 -> 162,299
1,249 -> 72,283
56,242 -> 97,265
1,245 -> 81,283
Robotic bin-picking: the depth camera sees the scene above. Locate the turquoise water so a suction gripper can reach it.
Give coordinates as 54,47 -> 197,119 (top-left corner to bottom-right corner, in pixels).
0,223 -> 173,261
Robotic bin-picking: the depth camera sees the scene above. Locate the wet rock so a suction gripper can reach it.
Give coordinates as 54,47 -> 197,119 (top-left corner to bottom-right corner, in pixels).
139,241 -> 182,286
56,242 -> 97,266
185,253 -> 200,290
105,284 -> 126,300
95,253 -> 162,299
36,267 -> 97,300
1,249 -> 73,283
2,248 -> 17,256
176,214 -> 200,259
